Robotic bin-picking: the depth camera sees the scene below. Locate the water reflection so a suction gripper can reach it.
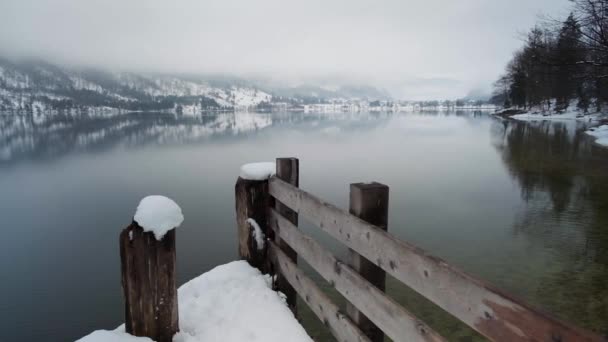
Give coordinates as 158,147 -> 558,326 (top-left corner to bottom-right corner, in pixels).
1,111 -> 606,341
493,118 -> 608,333
0,111 -> 398,166
0,112 -> 270,164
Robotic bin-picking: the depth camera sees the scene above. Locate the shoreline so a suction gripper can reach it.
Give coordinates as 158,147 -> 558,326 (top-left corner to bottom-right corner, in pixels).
493,107 -> 608,147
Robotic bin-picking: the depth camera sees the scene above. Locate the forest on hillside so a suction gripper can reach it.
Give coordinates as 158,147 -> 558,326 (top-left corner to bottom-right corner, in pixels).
492,0 -> 608,114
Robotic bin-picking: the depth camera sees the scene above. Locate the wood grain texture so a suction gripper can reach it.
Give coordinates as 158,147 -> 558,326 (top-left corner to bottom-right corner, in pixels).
267,241 -> 372,342
274,157 -> 299,314
269,209 -> 446,342
235,177 -> 269,270
346,182 -> 389,342
269,176 -> 605,342
120,222 -> 178,342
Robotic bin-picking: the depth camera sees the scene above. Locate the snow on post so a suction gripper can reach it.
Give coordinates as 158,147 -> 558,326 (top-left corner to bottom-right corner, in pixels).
133,195 -> 184,240
236,162 -> 274,271
119,196 -> 181,342
240,162 -> 276,180
247,218 -> 265,250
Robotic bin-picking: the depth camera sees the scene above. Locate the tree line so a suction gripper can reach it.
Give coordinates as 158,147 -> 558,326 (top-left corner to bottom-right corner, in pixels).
492,0 -> 608,113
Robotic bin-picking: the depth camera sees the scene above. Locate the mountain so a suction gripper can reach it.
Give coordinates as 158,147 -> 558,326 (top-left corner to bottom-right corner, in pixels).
0,57 -> 271,113
462,87 -> 491,102
0,58 -> 391,114
262,83 -> 391,102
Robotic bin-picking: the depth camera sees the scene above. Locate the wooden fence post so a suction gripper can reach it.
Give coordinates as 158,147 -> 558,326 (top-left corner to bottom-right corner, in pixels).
235,176 -> 270,270
346,182 -> 389,342
119,222 -> 179,342
274,157 -> 299,315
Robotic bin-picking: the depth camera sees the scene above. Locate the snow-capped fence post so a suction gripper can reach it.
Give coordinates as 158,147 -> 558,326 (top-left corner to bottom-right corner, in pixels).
235,162 -> 273,271
119,196 -> 182,342
273,157 -> 299,315
346,182 -> 389,342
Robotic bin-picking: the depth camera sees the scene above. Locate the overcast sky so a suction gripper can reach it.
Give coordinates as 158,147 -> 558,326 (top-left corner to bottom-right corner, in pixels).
0,0 -> 571,99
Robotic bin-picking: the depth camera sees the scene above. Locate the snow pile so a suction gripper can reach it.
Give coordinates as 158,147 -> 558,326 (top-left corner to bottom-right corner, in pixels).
78,261 -> 312,342
508,101 -> 602,122
77,330 -> 153,342
247,218 -> 265,250
133,196 -> 184,240
174,261 -> 311,342
586,125 -> 608,147
511,111 -> 596,122
239,162 -> 276,180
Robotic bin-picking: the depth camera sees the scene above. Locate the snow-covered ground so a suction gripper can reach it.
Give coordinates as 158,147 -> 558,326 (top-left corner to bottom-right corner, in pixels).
78,196 -> 308,341
495,103 -> 608,148
511,110 -> 601,122
78,261 -> 312,342
497,101 -> 604,123
586,125 -> 608,147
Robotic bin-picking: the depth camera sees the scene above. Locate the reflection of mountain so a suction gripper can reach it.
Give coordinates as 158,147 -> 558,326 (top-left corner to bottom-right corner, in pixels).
492,119 -> 608,333
0,111 -> 392,166
0,112 -> 273,164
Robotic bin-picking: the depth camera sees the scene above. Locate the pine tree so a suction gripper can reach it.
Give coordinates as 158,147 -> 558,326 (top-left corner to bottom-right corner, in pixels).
553,14 -> 583,111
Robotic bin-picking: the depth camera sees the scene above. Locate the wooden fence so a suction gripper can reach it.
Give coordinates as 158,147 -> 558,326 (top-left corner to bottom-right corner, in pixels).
235,157 -> 606,342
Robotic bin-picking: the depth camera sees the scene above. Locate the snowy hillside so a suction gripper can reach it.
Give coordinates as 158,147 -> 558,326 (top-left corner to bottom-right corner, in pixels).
0,58 -> 273,113
0,58 -> 394,115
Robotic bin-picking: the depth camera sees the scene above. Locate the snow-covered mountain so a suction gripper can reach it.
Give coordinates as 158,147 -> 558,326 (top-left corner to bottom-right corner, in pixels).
0,58 -> 274,113
0,58 -> 391,114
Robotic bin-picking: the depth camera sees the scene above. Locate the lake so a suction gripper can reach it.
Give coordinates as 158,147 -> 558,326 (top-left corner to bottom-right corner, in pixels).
0,111 -> 606,341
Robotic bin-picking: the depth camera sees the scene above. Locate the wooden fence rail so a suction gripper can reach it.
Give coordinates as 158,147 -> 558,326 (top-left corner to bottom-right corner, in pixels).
267,240 -> 372,342
236,157 -> 606,342
268,208 -> 445,342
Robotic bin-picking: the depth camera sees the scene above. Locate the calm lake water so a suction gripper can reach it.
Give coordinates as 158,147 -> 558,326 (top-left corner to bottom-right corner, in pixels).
1,111 -> 606,341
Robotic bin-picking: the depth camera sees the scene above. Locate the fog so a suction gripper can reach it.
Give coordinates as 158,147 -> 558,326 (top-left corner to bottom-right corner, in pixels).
0,0 -> 570,99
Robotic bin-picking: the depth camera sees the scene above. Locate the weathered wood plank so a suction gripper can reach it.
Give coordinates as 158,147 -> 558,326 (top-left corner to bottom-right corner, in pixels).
274,157 -> 299,314
235,177 -> 269,270
268,176 -> 605,342
267,241 -> 372,342
269,208 -> 446,342
347,182 -> 389,342
120,222 -> 179,342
